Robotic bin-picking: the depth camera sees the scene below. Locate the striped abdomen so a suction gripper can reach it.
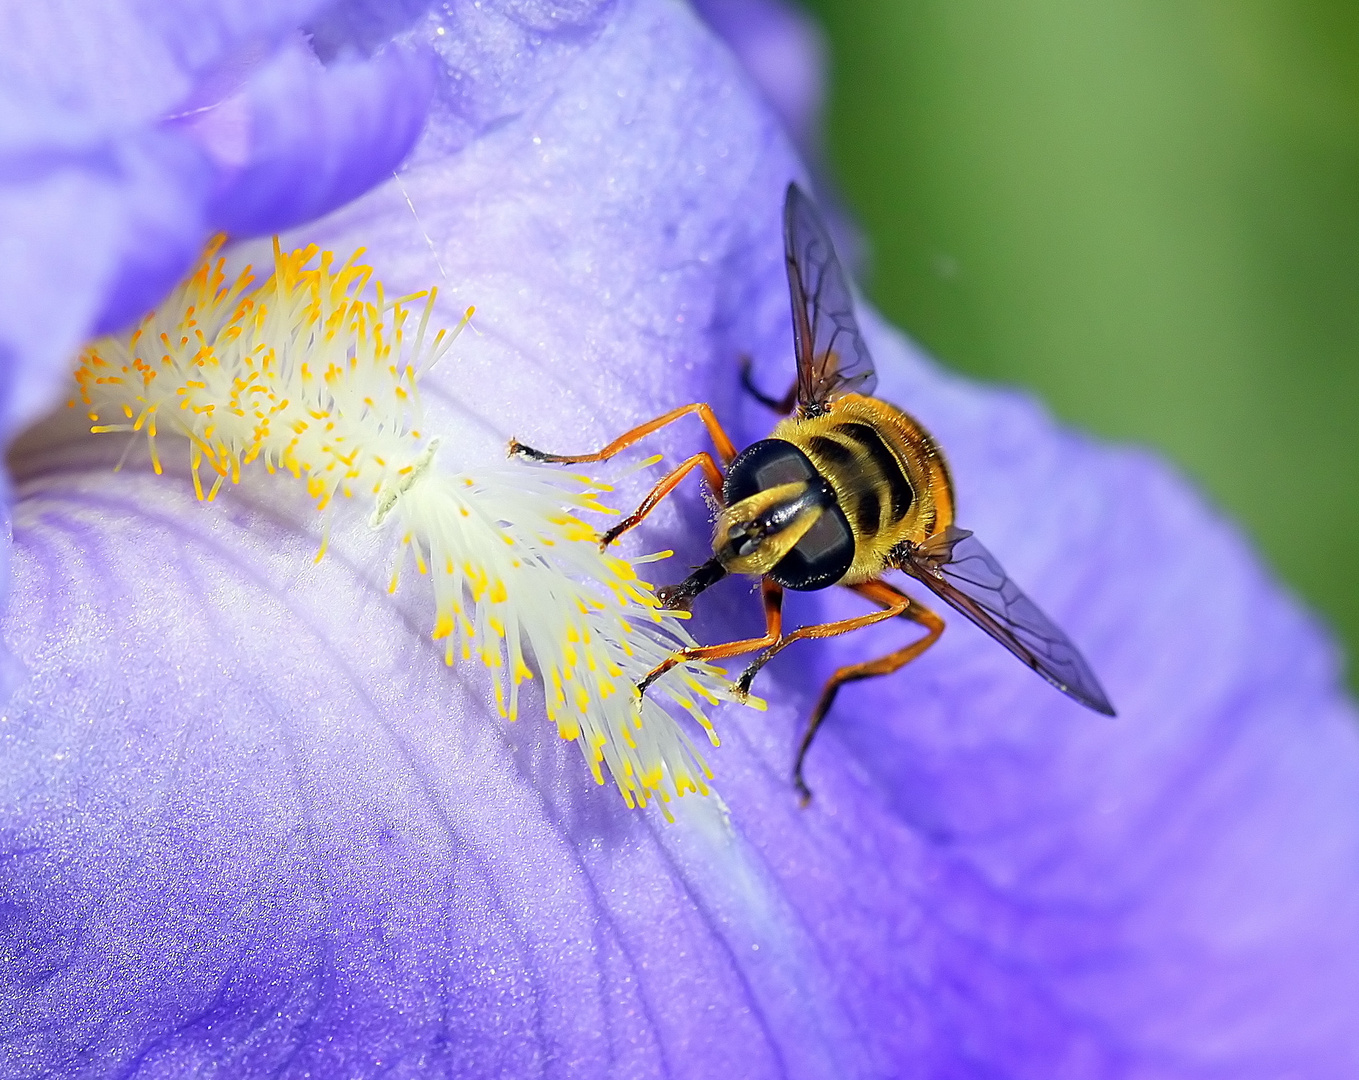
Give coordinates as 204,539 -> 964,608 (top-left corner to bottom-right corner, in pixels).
772,394 -> 955,584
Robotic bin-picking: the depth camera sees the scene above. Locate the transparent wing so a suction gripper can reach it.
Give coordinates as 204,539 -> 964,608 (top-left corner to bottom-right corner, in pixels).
901,527 -> 1115,715
783,183 -> 878,414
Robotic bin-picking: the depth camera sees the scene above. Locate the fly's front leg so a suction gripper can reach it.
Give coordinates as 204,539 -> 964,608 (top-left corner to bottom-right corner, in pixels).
510,403 -> 738,550
509,402 -> 739,465
598,452 -> 725,551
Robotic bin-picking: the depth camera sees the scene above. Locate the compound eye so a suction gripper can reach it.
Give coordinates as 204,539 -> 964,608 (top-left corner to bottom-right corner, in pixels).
723,439 -> 817,505
771,502 -> 855,591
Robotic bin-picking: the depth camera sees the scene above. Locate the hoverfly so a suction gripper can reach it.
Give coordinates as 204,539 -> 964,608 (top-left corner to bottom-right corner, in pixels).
511,183 -> 1114,802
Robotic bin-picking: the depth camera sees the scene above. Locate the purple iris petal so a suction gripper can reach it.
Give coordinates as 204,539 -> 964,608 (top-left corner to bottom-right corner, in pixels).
691,0 -> 826,154
0,0 -> 433,438
4,1 -> 1359,1078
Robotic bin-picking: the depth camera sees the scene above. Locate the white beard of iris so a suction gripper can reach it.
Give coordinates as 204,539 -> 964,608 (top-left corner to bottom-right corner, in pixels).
72,238 -> 754,812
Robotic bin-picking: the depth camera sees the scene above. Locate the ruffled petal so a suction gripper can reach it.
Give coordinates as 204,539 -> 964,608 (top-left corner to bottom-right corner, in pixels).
202,40 -> 436,236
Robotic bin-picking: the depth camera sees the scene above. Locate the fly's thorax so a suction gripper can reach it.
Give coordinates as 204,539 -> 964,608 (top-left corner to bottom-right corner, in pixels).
771,394 -> 955,581
717,439 -> 856,590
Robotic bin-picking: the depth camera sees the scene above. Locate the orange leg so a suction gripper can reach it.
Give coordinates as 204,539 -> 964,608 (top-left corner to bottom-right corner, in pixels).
509,402 -> 739,466
740,355 -> 798,416
732,578 -> 945,805
637,579 -> 784,695
599,452 -> 726,550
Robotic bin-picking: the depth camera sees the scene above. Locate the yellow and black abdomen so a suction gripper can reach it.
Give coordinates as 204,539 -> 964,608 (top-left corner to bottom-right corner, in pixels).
773,395 -> 955,584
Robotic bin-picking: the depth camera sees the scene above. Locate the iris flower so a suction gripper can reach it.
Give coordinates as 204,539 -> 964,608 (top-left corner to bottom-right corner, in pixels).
4,1 -> 1359,1076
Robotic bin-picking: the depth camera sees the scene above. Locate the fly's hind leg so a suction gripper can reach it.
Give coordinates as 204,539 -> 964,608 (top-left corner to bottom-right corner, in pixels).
731,578 -> 945,805
740,355 -> 798,415
794,581 -> 943,804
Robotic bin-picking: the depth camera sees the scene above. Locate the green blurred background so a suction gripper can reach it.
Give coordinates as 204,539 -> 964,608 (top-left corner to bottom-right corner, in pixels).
797,0 -> 1359,685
